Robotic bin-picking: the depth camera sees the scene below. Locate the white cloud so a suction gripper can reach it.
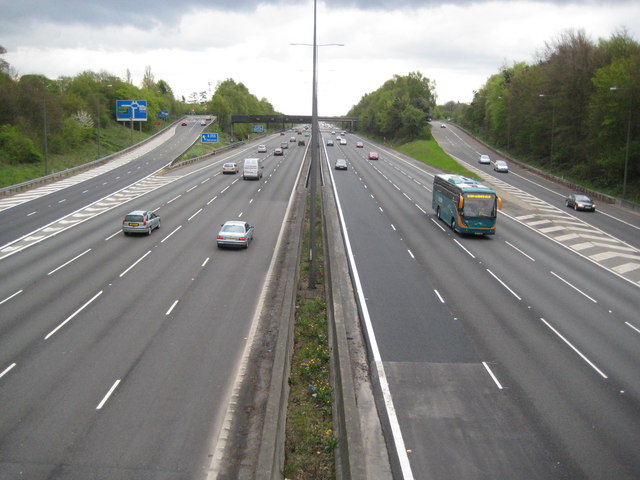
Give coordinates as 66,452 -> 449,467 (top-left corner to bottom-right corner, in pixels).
2,1 -> 639,116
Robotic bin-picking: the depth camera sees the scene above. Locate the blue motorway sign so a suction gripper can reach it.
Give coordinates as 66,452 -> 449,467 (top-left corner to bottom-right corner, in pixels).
116,100 -> 148,121
157,110 -> 169,118
201,133 -> 219,143
253,125 -> 264,133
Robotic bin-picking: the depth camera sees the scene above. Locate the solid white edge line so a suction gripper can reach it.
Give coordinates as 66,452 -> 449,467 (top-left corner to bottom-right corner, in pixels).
0,289 -> 23,305
550,271 -> 598,303
325,149 -> 415,479
486,269 -> 522,301
96,379 -> 121,410
119,250 -> 151,277
540,317 -> 608,379
45,290 -> 103,340
47,248 -> 92,275
0,363 -> 16,379
482,362 -> 504,389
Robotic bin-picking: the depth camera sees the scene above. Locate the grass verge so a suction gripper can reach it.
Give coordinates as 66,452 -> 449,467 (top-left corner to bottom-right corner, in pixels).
284,193 -> 336,479
393,138 -> 478,178
0,122 -> 162,188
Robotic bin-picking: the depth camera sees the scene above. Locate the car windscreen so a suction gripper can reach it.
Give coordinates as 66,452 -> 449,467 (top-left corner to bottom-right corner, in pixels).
125,215 -> 144,222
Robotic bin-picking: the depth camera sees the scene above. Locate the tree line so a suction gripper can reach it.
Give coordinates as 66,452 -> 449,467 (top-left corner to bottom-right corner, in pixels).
449,29 -> 639,201
0,47 -> 278,171
348,71 -> 437,142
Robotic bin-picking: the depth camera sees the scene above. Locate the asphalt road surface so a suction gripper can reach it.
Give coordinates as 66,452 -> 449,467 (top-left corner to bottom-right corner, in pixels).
0,124 -> 306,479
324,126 -> 640,479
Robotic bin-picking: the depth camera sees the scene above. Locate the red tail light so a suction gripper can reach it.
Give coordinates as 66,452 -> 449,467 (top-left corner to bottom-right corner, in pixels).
239,236 -> 246,241
217,235 -> 223,240
143,217 -> 147,226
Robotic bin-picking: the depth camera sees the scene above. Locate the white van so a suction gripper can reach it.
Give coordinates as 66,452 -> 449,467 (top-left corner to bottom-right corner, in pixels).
243,158 -> 263,180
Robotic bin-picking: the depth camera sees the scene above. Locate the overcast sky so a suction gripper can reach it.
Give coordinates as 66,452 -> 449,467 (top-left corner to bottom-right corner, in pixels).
1,0 -> 639,116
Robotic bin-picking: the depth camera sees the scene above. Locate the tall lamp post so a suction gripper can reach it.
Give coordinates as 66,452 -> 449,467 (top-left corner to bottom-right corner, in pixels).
291,0 -> 343,288
610,87 -> 632,198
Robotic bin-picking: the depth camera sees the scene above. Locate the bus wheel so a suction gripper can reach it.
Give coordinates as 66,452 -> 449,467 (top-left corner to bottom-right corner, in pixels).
450,218 -> 456,231
436,206 -> 441,219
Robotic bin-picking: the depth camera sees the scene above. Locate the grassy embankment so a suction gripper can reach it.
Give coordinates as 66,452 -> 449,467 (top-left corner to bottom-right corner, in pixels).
391,137 -> 478,178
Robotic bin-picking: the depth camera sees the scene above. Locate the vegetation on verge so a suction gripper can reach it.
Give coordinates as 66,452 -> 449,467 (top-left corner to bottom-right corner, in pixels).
394,138 -> 477,178
0,47 -> 279,188
449,29 -> 640,201
284,195 -> 335,479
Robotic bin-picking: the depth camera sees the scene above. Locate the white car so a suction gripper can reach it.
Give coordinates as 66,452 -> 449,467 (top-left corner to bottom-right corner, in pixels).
258,145 -> 267,153
492,160 -> 509,173
221,162 -> 238,174
340,138 -> 347,145
479,154 -> 491,164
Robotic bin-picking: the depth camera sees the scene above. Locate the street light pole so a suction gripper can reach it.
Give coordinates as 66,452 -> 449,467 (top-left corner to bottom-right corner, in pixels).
291,3 -> 343,289
308,0 -> 319,288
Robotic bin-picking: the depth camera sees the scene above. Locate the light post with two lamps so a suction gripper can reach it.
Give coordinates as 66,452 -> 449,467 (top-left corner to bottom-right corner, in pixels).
291,0 -> 343,288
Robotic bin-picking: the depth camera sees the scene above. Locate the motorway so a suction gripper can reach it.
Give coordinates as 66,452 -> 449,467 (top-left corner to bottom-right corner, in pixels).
323,125 -> 640,479
0,121 -> 306,479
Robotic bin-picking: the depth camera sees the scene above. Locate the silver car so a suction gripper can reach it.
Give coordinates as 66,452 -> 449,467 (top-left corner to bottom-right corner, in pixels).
216,221 -> 255,248
479,154 -> 491,164
122,210 -> 161,235
493,160 -> 509,172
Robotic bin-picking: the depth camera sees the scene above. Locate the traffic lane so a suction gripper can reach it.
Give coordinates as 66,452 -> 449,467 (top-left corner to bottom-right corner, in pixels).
386,193 -> 639,477
0,148 -> 299,478
452,217 -> 640,478
0,173 -> 207,375
0,122 -> 206,247
0,150 -> 284,379
458,214 -> 640,399
329,154 -> 478,362
336,144 -> 640,476
0,235 -> 254,478
326,155 -> 574,478
431,124 -> 640,249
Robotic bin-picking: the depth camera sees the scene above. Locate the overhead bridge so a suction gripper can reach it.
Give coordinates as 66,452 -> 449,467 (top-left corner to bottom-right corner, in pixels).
231,114 -> 358,131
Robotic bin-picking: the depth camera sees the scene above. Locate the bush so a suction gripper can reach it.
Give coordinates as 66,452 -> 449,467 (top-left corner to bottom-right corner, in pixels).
0,125 -> 42,164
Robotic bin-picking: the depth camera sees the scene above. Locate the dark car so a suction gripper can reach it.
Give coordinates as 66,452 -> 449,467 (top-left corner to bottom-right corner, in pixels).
298,139 -> 306,146
566,194 -> 596,212
122,210 -> 161,235
181,121 -> 188,126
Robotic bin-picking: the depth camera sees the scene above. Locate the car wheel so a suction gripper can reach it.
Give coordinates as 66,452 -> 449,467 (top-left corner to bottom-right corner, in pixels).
574,204 -> 578,211
147,226 -> 152,235
156,220 -> 161,230
565,200 -> 570,207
